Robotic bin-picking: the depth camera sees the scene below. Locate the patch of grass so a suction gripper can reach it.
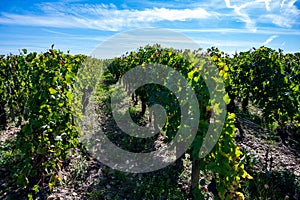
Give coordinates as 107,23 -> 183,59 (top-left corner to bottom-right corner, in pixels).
0,140 -> 14,165
0,135 -> 28,199
68,155 -> 89,184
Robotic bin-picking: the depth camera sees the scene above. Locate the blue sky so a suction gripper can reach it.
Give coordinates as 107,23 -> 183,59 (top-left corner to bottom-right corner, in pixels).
0,0 -> 299,57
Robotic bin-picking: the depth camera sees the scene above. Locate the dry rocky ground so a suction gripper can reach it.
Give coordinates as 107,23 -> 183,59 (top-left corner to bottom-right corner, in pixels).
0,102 -> 299,199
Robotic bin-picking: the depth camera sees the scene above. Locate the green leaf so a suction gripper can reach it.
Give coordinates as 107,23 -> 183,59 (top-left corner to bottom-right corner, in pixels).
17,174 -> 29,186
65,73 -> 73,83
28,193 -> 33,200
32,184 -> 39,193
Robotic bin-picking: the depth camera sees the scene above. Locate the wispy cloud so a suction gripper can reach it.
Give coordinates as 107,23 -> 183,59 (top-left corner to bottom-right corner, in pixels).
0,0 -> 298,33
0,3 -> 211,31
0,0 -> 299,55
0,13 -> 81,28
173,27 -> 300,35
196,38 -> 262,48
41,28 -> 76,36
255,0 -> 272,11
260,0 -> 300,28
280,0 -> 286,8
224,0 -> 257,31
223,0 -> 299,31
262,35 -> 278,45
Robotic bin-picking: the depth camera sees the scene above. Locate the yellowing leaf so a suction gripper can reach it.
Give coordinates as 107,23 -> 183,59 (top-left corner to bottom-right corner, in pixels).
228,112 -> 235,119
213,103 -> 222,115
66,91 -> 72,100
188,71 -> 194,80
218,61 -> 225,68
245,172 -> 253,179
223,93 -> 231,105
49,88 -> 56,94
224,65 -> 229,71
49,182 -> 54,191
235,147 -> 242,157
233,164 -> 238,171
235,192 -> 245,200
224,72 -> 228,79
241,170 -> 253,179
219,70 -> 225,76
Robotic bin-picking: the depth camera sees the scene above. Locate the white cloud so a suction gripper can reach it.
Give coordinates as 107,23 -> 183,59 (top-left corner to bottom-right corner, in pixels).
255,0 -> 272,11
1,0 -> 298,32
0,3 -> 211,31
196,38 -> 262,47
262,35 -> 278,45
265,0 -> 272,11
224,0 -> 300,30
41,29 -> 76,36
172,27 -> 300,35
259,0 -> 300,28
280,0 -> 286,8
224,0 -> 257,31
0,13 -> 81,28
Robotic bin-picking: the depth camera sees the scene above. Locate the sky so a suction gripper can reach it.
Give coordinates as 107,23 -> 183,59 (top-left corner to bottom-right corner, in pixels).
0,0 -> 299,57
